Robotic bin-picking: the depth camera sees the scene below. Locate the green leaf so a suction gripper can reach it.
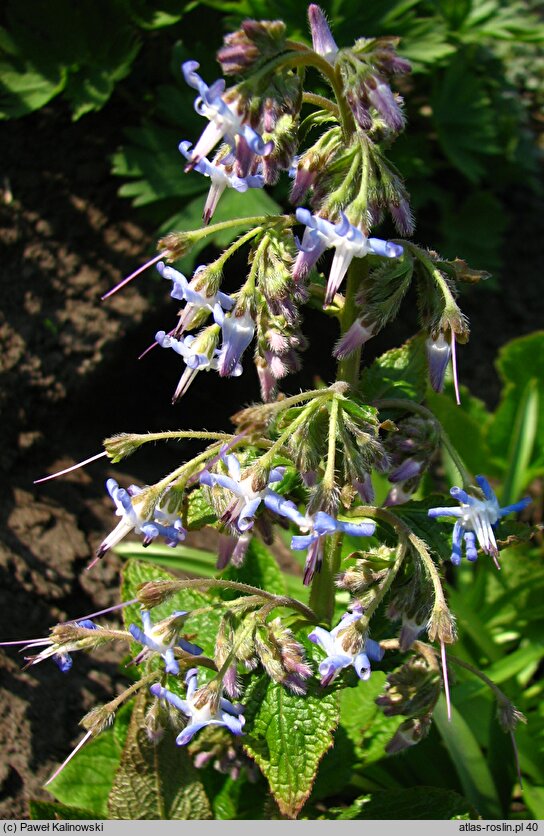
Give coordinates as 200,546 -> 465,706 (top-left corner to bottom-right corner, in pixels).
186,487 -> 217,530
339,673 -> 400,766
243,673 -> 339,818
0,52 -> 66,119
488,332 -> 544,492
390,495 -> 455,563
334,786 -> 477,819
29,800 -> 101,820
501,378 -> 539,506
114,540 -> 218,576
46,729 -> 123,817
523,780 -> 544,819
360,334 -> 427,403
222,538 -> 287,597
427,386 -> 492,478
434,697 -> 502,818
121,559 -> 221,657
108,691 -> 212,820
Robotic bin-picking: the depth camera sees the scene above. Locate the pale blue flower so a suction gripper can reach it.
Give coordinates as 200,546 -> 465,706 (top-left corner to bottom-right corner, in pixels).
97,479 -> 185,558
264,495 -> 376,585
309,607 -> 384,686
179,141 -> 264,223
150,668 -> 245,745
155,329 -> 242,401
20,620 -> 99,672
428,475 -> 531,567
293,209 -> 403,304
157,260 -> 233,334
213,305 -> 255,377
200,452 -> 285,532
182,61 -> 273,171
129,610 -> 202,675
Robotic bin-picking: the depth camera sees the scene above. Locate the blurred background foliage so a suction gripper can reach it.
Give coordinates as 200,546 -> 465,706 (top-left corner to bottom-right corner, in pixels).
1,0 -> 543,274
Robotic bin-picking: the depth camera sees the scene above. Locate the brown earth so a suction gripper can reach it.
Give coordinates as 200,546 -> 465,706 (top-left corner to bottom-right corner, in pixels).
0,101 -> 543,819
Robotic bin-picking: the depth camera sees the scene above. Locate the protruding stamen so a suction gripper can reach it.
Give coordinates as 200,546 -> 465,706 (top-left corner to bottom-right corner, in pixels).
44,729 -> 93,786
34,451 -> 107,484
440,640 -> 452,721
61,599 -> 138,624
101,252 -> 167,301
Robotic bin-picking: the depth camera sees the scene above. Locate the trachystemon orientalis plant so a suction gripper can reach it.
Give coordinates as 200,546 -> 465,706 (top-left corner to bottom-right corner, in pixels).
4,5 -> 534,821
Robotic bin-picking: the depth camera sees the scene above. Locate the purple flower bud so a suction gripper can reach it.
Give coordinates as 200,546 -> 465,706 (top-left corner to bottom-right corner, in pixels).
367,81 -> 405,132
426,333 -> 451,393
308,5 -> 338,64
389,458 -> 422,484
333,319 -> 375,359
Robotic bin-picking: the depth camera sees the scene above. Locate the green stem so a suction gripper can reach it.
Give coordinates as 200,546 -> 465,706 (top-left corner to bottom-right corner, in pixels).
192,214 -> 288,242
358,540 -> 407,631
323,396 -> 339,489
309,533 -> 342,624
374,398 -> 473,490
302,91 -> 340,116
259,397 -> 330,469
337,258 -> 369,386
138,577 -> 318,623
214,226 -> 263,270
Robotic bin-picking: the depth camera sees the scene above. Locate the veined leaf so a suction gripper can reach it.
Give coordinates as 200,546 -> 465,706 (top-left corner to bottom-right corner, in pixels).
29,801 -> 101,820
222,537 -> 287,597
108,690 -> 212,819
334,786 -> 477,819
360,334 -> 427,404
243,672 -> 339,818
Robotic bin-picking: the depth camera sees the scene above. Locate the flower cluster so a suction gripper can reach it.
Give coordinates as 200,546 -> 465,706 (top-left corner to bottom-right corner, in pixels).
428,475 -> 531,567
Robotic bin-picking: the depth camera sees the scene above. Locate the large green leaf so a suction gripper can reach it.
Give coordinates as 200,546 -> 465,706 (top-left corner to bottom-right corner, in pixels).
360,334 -> 427,404
243,672 -> 340,818
390,494 -> 455,563
121,559 -> 221,657
487,332 -> 544,492
46,728 -> 123,817
29,800 -> 101,820
339,673 -> 400,767
434,697 -> 502,818
334,786 -> 477,819
108,691 -> 212,819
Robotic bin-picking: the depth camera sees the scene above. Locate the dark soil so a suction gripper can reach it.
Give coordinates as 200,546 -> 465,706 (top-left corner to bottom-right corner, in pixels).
1,101 -> 543,819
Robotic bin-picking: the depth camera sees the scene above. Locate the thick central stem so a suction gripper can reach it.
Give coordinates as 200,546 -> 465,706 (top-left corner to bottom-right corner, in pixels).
337,258 -> 368,386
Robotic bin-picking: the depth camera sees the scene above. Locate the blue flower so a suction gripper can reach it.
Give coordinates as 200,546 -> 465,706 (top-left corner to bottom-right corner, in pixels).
428,475 -> 531,567
293,208 -> 403,304
200,452 -> 285,533
179,141 -> 264,223
213,304 -> 255,377
182,61 -> 273,174
157,260 -> 233,335
21,619 -> 99,672
97,479 -> 186,558
150,668 -> 245,745
129,610 -> 202,675
155,328 -> 238,401
264,495 -> 376,585
309,608 -> 384,686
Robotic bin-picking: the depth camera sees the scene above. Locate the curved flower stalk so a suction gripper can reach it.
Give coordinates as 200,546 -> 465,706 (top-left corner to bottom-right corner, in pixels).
293,208 -> 403,304
179,141 -> 264,224
200,452 -> 285,533
309,607 -> 384,686
182,61 -> 273,175
157,260 -> 234,335
428,475 -> 531,567
150,668 -> 245,745
97,478 -> 186,559
129,610 -> 203,675
265,494 -> 376,585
